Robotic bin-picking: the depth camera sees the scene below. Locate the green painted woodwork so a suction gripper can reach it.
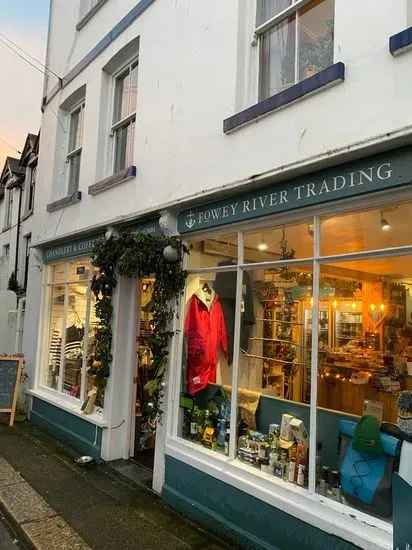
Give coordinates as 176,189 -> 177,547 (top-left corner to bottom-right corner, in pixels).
31,397 -> 102,459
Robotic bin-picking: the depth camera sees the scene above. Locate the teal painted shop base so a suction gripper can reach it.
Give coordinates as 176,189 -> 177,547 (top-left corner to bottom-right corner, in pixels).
30,397 -> 102,459
163,456 -> 360,550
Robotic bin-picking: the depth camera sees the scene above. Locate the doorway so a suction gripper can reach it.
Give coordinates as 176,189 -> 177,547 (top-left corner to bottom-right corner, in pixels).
131,277 -> 156,471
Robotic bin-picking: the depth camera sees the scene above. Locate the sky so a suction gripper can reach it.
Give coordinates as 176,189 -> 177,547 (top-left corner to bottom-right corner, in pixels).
0,1 -> 50,169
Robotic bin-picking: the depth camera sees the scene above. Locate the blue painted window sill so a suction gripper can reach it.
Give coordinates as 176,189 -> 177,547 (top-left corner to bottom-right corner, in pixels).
223,62 -> 345,134
390,26 -> 412,56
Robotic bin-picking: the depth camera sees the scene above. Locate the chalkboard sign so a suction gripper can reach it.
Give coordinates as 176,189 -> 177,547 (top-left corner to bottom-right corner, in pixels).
0,356 -> 23,426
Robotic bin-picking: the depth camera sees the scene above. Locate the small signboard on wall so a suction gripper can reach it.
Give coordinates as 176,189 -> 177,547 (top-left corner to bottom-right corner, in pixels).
0,356 -> 23,426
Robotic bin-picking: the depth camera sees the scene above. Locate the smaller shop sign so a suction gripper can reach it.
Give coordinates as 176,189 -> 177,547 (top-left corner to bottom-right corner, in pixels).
0,356 -> 23,427
43,218 -> 162,262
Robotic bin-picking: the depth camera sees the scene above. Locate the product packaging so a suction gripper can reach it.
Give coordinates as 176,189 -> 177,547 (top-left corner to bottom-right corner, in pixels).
81,387 -> 97,414
290,418 -> 309,447
362,400 -> 383,425
280,414 -> 294,441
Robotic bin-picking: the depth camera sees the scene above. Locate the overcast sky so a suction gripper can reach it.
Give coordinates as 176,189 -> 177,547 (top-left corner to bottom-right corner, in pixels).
0,1 -> 49,169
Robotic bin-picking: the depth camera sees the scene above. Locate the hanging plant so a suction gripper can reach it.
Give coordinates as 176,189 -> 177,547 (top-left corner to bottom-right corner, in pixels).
90,231 -> 188,419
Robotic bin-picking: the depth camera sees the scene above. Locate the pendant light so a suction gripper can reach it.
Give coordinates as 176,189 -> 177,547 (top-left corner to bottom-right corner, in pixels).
257,234 -> 268,251
380,212 -> 390,231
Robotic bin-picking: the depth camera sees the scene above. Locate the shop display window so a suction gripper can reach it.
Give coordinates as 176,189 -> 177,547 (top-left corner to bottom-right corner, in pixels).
43,258 -> 102,407
177,199 -> 412,524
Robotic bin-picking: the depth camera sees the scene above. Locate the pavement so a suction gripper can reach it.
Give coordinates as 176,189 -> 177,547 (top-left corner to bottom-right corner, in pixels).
0,419 -> 232,550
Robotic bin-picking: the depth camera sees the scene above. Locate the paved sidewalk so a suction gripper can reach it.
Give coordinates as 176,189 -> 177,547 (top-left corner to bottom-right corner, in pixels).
0,421 -> 231,550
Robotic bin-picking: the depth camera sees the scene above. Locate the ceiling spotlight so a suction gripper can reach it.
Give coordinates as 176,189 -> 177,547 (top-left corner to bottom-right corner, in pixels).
380,212 -> 390,231
258,235 -> 268,251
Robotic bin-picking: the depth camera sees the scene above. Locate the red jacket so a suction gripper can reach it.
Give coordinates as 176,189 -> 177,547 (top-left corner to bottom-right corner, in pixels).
184,288 -> 228,395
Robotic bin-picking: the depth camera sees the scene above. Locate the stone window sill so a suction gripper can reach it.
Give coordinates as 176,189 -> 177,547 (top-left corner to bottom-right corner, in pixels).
76,0 -> 108,31
223,62 -> 345,134
47,192 -> 82,213
88,166 -> 136,196
390,26 -> 412,56
2,224 -> 11,233
21,209 -> 33,222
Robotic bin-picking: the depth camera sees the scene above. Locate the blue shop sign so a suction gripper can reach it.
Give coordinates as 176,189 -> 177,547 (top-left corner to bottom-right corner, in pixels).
178,146 -> 412,234
43,218 -> 161,261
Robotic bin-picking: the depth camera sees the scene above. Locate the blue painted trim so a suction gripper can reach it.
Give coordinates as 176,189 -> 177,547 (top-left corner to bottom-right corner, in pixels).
31,396 -> 102,459
45,0 -> 157,105
223,62 -> 345,134
163,456 -> 360,550
162,485 -> 278,550
390,26 -> 412,56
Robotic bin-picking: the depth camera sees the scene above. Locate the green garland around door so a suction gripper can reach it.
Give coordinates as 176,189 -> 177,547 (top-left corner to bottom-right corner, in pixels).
90,231 -> 188,419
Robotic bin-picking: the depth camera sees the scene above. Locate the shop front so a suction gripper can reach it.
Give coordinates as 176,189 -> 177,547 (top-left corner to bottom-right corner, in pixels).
162,146 -> 412,549
29,218 -> 164,468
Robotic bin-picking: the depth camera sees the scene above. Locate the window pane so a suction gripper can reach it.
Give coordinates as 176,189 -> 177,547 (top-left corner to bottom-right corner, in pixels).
260,15 -> 296,99
129,62 -> 138,115
50,264 -> 66,284
114,124 -> 128,173
68,259 -> 90,283
61,283 -> 88,397
125,121 -> 135,168
298,0 -> 334,82
321,200 -> 412,256
257,0 -> 293,26
179,273 -> 234,457
114,68 -> 131,123
44,284 -> 65,390
187,233 -> 238,270
315,256 -> 409,521
235,264 -> 312,487
68,151 -> 81,194
243,219 -> 314,263
69,107 -> 83,152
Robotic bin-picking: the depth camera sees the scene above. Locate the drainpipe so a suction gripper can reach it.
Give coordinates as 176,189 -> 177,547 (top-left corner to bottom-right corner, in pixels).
14,297 -> 26,354
14,180 -> 23,281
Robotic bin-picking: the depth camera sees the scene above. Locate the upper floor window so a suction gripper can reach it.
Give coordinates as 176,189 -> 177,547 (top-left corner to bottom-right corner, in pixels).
4,189 -> 13,228
26,166 -> 36,213
79,0 -> 99,19
112,60 -> 138,174
67,101 -> 85,194
256,0 -> 335,100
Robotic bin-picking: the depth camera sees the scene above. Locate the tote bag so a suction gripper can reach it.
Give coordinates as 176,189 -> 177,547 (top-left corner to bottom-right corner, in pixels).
339,419 -> 401,517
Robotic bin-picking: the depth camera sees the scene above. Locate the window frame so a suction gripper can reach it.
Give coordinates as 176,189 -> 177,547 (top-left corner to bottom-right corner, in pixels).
23,233 -> 31,290
40,257 -> 98,408
4,188 -> 13,228
255,0 -> 334,100
26,165 -> 36,213
79,0 -> 99,20
66,100 -> 85,195
169,187 -> 412,544
110,58 -> 138,174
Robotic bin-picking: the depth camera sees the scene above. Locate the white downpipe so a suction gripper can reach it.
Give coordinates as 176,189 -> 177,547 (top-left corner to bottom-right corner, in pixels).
14,298 -> 26,354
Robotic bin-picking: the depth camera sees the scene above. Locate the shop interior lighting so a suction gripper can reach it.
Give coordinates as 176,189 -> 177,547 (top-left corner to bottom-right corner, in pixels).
332,299 -> 337,309
257,234 -> 268,251
379,303 -> 385,311
380,212 -> 390,231
351,301 -> 357,311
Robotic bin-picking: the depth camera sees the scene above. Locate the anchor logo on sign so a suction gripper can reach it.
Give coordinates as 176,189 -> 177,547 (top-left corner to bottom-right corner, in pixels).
186,211 -> 196,229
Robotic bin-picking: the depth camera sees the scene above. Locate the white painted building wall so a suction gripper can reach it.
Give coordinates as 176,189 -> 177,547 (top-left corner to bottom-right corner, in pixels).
25,0 -> 412,449
32,0 -> 412,249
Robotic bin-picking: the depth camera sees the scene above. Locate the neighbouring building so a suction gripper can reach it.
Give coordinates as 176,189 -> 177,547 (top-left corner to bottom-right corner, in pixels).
24,1 -> 412,548
0,133 -> 38,294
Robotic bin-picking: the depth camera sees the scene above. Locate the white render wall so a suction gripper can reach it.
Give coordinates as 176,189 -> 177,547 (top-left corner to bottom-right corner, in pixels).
32,0 -> 412,246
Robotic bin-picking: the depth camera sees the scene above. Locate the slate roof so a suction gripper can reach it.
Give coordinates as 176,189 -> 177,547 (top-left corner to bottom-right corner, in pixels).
7,157 -> 25,176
